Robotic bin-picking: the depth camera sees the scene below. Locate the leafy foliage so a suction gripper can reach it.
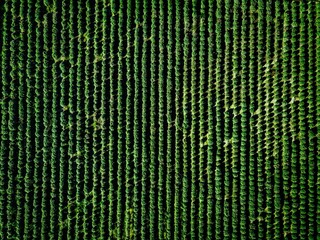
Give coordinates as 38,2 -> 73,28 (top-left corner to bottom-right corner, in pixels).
0,0 -> 319,239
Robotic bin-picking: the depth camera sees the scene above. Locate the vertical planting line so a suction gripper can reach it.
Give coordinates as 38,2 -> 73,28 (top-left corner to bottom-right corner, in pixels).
257,0 -> 266,238
83,0 -> 93,237
198,0 -> 207,238
133,0 -> 142,238
281,1 -> 291,236
108,0 -> 117,237
7,0 -> 17,238
24,0 -> 36,238
248,0 -> 258,238
58,0 -> 69,238
99,0 -> 110,236
182,0 -> 192,238
124,0 -> 134,237
272,1 -> 283,239
214,0 -> 224,239
290,1 -> 299,238
298,2 -> 308,238
264,1 -> 274,238
316,1 -> 320,237
157,0 -> 165,237
32,0 -> 43,237
100,0 -> 109,238
50,0 -> 60,238
123,0 -> 134,238
149,0 -> 158,238
0,1 -> 9,237
67,0 -> 76,238
75,1 -> 85,238
116,0 -> 125,238
41,3 -> 51,239
124,1 -> 134,239
206,0 -> 215,238
307,1 -> 317,237
231,0 -> 241,238
141,0 -> 149,238
223,0 -> 232,238
165,0 -> 174,239
92,0 -> 102,238
190,0 -> 199,238
16,0 -> 27,238
174,0 -> 183,239
239,0 -> 249,238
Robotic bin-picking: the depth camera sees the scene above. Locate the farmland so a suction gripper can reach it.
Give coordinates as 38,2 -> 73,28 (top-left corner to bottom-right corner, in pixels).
0,0 -> 319,239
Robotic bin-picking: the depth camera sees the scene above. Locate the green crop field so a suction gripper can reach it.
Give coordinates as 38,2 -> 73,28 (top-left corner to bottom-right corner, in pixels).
0,0 -> 319,239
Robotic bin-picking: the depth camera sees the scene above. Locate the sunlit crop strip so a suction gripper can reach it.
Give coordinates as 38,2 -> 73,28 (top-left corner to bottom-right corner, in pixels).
248,0 -> 258,238
83,0 -> 93,237
316,2 -> 320,239
32,0 -> 43,238
58,0 -> 69,238
75,1 -> 85,239
198,0 -> 207,238
67,0 -> 76,239
290,2 -> 299,239
17,0 -> 27,238
149,1 -> 158,239
133,0 -> 142,237
257,1 -> 267,238
0,1 -> 318,239
99,0 -> 109,238
49,0 -> 59,238
272,1 -> 282,238
190,0 -> 199,238
7,0 -> 17,238
281,1 -> 291,236
239,0 -> 249,237
206,1 -> 214,239
157,0 -> 165,238
92,0 -> 102,238
174,1 -> 183,239
264,1 -> 274,238
116,0 -> 125,238
0,0 -> 10,238
166,0 -> 174,238
124,0 -> 134,238
307,1 -> 317,238
141,0 -> 149,237
41,2 -> 51,239
214,1 -> 223,239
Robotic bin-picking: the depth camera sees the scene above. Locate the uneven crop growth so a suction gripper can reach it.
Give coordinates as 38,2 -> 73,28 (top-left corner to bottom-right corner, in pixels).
0,0 -> 319,239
